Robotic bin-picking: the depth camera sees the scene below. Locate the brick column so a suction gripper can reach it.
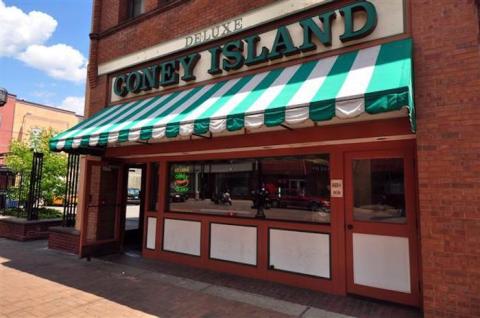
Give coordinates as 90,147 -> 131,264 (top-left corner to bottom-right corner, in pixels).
413,1 -> 480,317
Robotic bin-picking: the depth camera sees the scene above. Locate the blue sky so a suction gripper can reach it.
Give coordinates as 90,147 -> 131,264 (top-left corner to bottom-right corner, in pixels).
0,0 -> 93,115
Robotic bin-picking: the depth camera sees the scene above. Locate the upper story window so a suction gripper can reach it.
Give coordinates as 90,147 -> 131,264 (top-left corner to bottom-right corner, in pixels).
158,0 -> 188,10
128,0 -> 144,19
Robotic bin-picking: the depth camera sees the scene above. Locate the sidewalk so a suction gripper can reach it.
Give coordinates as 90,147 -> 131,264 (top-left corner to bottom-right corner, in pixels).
0,239 -> 422,318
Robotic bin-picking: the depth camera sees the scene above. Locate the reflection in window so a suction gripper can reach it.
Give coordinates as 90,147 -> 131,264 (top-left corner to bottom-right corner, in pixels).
353,158 -> 406,224
168,155 -> 331,224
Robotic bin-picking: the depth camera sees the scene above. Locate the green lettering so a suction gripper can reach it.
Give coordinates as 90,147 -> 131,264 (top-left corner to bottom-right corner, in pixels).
268,26 -> 299,60
299,12 -> 337,52
160,60 -> 179,86
339,1 -> 377,42
126,71 -> 142,93
140,65 -> 160,91
222,40 -> 245,71
244,35 -> 269,66
113,75 -> 128,97
179,53 -> 201,81
208,46 -> 222,75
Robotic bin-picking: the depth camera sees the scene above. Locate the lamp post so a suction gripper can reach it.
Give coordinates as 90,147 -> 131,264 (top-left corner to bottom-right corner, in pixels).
0,87 -> 7,107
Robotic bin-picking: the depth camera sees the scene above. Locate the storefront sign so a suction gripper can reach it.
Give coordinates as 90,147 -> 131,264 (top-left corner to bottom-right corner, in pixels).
113,1 -> 377,98
100,0 -> 334,76
173,167 -> 190,192
111,0 -> 405,101
330,179 -> 343,198
185,18 -> 243,48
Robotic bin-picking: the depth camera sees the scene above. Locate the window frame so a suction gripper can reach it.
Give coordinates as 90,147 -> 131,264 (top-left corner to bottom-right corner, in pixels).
165,154 -> 332,225
128,0 -> 145,19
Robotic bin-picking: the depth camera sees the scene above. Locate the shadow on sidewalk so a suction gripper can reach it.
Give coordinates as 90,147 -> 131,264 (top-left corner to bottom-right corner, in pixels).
0,239 -> 422,318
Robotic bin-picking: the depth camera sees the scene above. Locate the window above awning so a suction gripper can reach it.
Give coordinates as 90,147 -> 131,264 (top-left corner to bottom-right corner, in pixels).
50,38 -> 414,152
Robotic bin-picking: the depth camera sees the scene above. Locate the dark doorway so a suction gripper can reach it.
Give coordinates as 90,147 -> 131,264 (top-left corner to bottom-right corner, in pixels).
123,165 -> 146,251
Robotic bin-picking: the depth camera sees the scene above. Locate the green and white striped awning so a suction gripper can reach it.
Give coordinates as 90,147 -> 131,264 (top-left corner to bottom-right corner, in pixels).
50,38 -> 414,152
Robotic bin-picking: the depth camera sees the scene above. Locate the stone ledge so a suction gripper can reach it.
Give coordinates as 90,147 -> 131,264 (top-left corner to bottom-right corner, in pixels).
49,226 -> 80,235
0,216 -> 62,241
0,215 -> 62,224
48,226 -> 81,255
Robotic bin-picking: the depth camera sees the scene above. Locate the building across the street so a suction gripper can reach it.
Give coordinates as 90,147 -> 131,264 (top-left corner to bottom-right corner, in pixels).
49,1 -> 480,317
0,94 -> 83,209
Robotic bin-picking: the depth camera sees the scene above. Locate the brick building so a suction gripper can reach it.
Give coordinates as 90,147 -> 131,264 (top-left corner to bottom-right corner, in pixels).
50,1 -> 480,317
0,93 -> 83,209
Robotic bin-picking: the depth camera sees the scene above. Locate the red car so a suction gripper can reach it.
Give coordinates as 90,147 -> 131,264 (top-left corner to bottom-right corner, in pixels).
269,189 -> 330,212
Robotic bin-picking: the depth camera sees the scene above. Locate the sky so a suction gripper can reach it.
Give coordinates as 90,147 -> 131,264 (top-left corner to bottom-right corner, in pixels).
0,0 -> 93,116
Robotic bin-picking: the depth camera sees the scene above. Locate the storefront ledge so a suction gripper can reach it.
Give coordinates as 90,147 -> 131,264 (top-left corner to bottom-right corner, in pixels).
48,226 -> 80,255
0,216 -> 62,241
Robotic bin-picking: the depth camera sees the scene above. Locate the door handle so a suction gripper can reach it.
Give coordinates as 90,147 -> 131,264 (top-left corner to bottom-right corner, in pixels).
347,224 -> 354,230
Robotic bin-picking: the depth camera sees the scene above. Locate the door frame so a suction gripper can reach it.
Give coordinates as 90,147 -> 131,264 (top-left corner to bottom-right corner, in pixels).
120,163 -> 147,249
344,148 -> 420,306
79,159 -> 126,257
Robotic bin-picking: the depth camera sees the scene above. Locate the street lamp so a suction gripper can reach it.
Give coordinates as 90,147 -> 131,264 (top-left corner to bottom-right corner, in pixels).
0,87 -> 7,107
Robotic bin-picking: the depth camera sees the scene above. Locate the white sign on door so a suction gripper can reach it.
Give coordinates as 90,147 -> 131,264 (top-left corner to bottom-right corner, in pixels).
331,179 -> 343,198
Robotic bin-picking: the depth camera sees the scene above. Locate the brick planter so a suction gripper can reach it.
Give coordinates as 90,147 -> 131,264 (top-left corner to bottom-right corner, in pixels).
48,226 -> 80,255
0,216 -> 62,241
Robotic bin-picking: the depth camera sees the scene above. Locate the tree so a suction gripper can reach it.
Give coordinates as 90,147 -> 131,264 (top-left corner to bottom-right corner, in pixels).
5,128 -> 68,205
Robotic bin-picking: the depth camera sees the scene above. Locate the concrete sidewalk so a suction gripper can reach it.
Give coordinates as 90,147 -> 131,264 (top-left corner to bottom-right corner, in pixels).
0,239 -> 421,318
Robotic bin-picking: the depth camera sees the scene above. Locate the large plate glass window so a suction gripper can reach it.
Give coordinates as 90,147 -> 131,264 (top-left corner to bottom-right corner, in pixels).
168,154 -> 330,223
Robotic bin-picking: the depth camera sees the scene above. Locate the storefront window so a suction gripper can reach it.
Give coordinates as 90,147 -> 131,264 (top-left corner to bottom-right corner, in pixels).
352,158 -> 406,224
168,155 -> 331,224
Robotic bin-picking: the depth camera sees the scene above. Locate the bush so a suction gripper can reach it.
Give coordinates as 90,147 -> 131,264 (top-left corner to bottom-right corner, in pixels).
5,128 -> 67,205
1,207 -> 62,220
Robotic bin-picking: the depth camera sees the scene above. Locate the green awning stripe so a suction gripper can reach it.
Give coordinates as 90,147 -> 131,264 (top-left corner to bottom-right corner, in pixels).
57,100 -> 138,149
166,81 -> 229,138
50,38 -> 415,152
139,86 -> 204,140
88,97 -> 160,146
193,75 -> 255,135
263,60 -> 318,127
312,50 -> 359,102
98,95 -> 169,145
117,92 -> 181,142
226,68 -> 284,131
79,99 -> 149,148
49,102 -> 124,149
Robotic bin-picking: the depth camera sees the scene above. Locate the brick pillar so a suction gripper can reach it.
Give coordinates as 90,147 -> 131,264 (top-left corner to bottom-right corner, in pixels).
413,1 -> 480,317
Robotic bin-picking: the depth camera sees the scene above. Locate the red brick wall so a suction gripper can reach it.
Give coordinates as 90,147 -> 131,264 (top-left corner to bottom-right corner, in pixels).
0,218 -> 62,241
48,229 -> 80,255
86,0 -> 480,315
412,1 -> 480,317
96,0 -> 275,64
88,0 -> 276,115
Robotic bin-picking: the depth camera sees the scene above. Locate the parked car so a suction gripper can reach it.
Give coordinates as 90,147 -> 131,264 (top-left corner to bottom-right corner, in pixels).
270,190 -> 330,212
127,188 -> 140,204
169,192 -> 187,202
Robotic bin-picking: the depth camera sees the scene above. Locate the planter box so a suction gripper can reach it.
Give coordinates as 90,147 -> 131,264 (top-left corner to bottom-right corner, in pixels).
48,226 -> 80,255
0,216 -> 62,241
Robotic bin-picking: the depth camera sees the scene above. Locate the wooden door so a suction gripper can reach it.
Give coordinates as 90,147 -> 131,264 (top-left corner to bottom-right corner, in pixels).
344,149 -> 420,306
97,164 -> 121,240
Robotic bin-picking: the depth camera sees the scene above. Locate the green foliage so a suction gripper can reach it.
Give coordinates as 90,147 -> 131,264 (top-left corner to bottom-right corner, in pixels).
1,207 -> 62,220
5,128 -> 67,205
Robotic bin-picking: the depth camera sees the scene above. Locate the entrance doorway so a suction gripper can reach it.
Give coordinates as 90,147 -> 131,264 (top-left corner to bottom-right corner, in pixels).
123,165 -> 146,251
344,149 -> 420,306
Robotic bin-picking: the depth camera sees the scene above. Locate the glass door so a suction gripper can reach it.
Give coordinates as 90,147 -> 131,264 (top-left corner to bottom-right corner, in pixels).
345,149 -> 420,306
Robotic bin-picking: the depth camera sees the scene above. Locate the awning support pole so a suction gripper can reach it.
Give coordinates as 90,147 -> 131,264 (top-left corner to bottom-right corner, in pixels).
280,124 -> 294,131
192,133 -> 212,139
